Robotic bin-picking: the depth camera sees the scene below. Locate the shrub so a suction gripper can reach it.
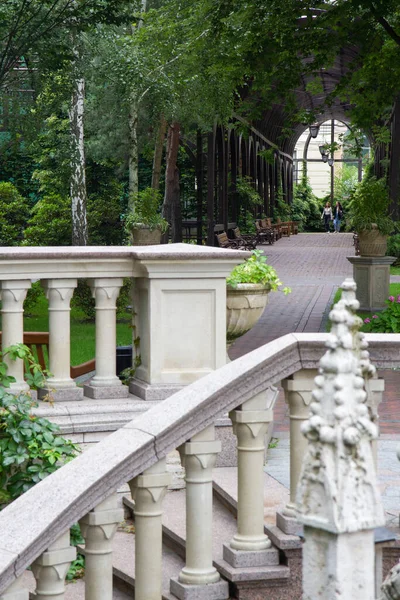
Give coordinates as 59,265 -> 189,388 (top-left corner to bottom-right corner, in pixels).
292,176 -> 322,231
0,345 -> 78,507
0,182 -> 30,245
387,234 -> 400,265
227,249 -> 290,294
362,296 -> 400,333
23,194 -> 71,246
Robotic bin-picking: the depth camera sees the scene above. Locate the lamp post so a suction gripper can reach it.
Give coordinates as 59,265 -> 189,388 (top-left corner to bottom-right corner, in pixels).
309,124 -> 320,138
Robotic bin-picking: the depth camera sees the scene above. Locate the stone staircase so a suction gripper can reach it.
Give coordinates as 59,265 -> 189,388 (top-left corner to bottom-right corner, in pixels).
104,467 -> 297,600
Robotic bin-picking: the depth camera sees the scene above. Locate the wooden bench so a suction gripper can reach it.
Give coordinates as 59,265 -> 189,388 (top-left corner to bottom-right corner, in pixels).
0,332 -> 96,379
255,220 -> 276,244
216,232 -> 243,250
231,227 -> 258,250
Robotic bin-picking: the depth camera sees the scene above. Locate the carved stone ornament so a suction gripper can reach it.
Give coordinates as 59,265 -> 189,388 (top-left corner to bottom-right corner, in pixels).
296,278 -> 385,534
381,563 -> 400,599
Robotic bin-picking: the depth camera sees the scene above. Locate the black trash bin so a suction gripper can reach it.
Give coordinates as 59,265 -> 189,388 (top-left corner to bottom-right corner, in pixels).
116,345 -> 133,378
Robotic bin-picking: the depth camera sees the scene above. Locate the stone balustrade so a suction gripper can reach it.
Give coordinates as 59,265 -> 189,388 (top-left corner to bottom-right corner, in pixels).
0,245 -> 246,401
0,270 -> 399,600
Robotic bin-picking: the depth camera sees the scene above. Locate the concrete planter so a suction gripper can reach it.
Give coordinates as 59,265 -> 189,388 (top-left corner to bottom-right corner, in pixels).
130,224 -> 163,246
226,283 -> 271,341
358,226 -> 388,257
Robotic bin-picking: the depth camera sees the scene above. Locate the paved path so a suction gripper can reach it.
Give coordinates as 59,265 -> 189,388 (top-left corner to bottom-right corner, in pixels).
227,233 -> 400,524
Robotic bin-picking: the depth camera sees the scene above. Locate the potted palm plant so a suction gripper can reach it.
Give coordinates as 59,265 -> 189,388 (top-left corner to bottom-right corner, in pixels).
226,250 -> 290,342
347,176 -> 393,256
125,188 -> 169,245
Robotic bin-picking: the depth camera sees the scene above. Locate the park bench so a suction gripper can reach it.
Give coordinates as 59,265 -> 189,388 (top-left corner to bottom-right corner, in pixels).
0,331 -> 95,379
216,231 -> 243,250
255,220 -> 275,244
276,218 -> 291,237
231,227 -> 258,250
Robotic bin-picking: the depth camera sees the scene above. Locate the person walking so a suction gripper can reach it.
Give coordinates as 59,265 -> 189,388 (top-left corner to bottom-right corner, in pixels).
333,201 -> 344,233
321,201 -> 333,233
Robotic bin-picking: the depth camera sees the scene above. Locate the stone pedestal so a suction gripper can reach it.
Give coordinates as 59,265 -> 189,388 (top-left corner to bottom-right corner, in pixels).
347,256 -> 396,312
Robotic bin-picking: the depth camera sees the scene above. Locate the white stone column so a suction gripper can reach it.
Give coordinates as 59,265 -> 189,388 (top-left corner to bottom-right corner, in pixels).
31,531 -> 76,600
129,459 -> 171,600
277,368 -> 317,535
39,279 -> 83,401
0,576 -> 29,600
170,426 -> 229,600
79,493 -> 124,600
1,280 -> 31,393
365,375 -> 384,467
297,279 -> 385,600
83,278 -> 128,399
223,392 -> 275,568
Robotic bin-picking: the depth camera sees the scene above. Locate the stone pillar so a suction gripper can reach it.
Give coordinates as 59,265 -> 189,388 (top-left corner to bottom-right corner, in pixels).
1,280 -> 31,393
0,576 -> 29,600
365,375 -> 384,467
79,493 -> 124,600
347,255 -> 396,312
83,278 -> 128,399
39,279 -> 83,401
31,531 -> 76,600
223,392 -> 276,568
277,369 -> 317,535
129,459 -> 171,600
129,259 -> 236,401
170,426 -> 229,600
297,279 -> 385,600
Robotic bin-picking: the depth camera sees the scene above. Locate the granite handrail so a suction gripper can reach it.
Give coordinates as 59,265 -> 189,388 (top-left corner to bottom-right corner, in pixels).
0,332 -> 398,593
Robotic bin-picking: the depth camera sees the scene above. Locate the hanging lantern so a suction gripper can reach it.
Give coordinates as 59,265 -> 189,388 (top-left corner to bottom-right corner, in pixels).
309,124 -> 320,138
322,154 -> 329,163
328,157 -> 334,167
319,145 -> 327,156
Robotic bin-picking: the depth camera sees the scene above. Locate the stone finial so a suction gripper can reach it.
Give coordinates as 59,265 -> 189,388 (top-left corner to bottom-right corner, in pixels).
381,563 -> 400,600
296,278 -> 385,533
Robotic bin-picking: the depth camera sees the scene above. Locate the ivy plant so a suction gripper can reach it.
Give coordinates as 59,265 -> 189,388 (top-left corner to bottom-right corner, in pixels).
0,345 -> 79,508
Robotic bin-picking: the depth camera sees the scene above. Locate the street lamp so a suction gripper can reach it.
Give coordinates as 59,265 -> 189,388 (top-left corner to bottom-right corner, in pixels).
309,124 -> 320,138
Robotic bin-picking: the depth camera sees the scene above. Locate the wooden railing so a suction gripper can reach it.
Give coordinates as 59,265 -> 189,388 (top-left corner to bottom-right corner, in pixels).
0,315 -> 399,600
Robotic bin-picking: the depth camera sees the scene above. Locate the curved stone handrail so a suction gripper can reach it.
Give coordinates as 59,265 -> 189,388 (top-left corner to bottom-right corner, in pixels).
0,332 -> 399,592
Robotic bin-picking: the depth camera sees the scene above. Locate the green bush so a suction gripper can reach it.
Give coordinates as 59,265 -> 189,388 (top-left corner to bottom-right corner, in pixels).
24,281 -> 45,316
387,234 -> 400,265
0,344 -> 78,507
291,176 -> 322,231
23,194 -> 71,246
0,182 -> 30,245
362,295 -> 400,333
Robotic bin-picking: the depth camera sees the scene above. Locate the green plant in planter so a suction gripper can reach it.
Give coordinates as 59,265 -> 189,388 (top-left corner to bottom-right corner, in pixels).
124,188 -> 169,233
347,176 -> 393,236
227,250 -> 291,294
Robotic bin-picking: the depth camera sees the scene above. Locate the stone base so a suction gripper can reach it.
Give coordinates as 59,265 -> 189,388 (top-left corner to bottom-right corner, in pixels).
347,255 -> 396,312
83,383 -> 129,399
38,386 -> 84,402
129,378 -> 183,401
223,544 -> 279,568
276,511 -> 303,536
170,578 -> 229,600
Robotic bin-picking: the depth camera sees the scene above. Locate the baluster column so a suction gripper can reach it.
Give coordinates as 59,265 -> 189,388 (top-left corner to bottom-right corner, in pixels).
39,279 -> 83,400
0,576 -> 29,600
84,278 -> 128,399
277,369 -> 317,535
365,375 -> 384,467
170,425 -> 229,600
129,459 -> 171,600
223,392 -> 276,568
31,531 -> 76,600
1,280 -> 31,393
79,493 -> 124,600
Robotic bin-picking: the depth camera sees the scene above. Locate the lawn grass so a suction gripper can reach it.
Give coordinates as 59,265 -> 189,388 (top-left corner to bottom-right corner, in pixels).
328,283 -> 400,332
390,265 -> 400,276
2,293 -> 133,366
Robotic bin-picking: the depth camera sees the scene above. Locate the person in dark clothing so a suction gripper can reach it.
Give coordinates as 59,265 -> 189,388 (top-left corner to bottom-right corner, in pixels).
333,201 -> 344,233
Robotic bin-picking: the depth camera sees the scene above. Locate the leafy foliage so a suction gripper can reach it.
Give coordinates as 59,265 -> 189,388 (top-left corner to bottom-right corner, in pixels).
291,176 -> 322,232
0,182 -> 30,245
227,250 -> 290,294
346,176 -> 394,236
0,345 -> 78,507
23,194 -> 72,246
362,296 -> 400,333
125,187 -> 168,232
387,234 -> 400,265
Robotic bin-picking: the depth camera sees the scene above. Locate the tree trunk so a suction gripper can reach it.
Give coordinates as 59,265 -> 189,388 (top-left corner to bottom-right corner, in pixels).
162,122 -> 182,243
151,115 -> 167,190
69,76 -> 88,246
128,94 -> 139,211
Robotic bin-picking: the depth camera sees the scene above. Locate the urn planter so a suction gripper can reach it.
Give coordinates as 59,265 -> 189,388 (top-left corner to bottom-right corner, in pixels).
226,283 -> 271,342
358,225 -> 388,257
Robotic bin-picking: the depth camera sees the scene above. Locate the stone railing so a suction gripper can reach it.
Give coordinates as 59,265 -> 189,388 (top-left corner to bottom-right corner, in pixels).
0,294 -> 399,600
0,245 -> 246,401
